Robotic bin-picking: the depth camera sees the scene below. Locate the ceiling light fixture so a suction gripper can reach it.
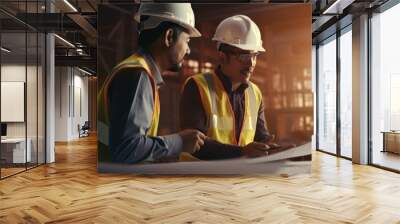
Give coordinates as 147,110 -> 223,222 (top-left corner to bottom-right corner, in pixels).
78,67 -> 93,76
322,0 -> 355,15
1,47 -> 11,53
63,0 -> 78,12
54,34 -> 75,48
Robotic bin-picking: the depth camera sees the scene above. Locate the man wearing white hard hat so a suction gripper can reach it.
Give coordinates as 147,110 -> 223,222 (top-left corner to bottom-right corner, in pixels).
98,3 -> 206,164
180,15 -> 279,160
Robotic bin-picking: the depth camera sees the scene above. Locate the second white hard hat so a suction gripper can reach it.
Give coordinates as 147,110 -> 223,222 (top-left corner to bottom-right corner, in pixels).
212,15 -> 265,52
134,3 -> 201,37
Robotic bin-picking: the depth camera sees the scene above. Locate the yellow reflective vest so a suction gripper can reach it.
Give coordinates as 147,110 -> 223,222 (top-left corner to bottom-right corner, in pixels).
97,53 -> 160,162
188,72 -> 262,146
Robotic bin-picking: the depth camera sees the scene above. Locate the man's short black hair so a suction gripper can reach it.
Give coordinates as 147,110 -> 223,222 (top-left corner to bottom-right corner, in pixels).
138,17 -> 186,49
217,43 -> 243,63
218,43 -> 243,53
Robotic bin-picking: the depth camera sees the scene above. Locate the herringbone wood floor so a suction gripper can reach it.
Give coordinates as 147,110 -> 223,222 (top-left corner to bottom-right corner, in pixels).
1,135 -> 400,224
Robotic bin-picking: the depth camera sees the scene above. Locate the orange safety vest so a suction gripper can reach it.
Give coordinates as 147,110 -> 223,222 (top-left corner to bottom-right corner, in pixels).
187,72 -> 262,146
97,53 -> 160,162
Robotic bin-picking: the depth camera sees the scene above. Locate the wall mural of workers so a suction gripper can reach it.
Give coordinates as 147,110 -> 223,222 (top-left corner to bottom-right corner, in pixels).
97,3 -> 312,173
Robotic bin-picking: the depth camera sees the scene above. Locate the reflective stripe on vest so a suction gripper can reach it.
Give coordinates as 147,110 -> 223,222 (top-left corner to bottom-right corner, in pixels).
190,72 -> 262,146
97,54 -> 160,160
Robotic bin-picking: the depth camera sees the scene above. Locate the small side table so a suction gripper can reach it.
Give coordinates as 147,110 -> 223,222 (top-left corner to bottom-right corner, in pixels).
381,131 -> 400,154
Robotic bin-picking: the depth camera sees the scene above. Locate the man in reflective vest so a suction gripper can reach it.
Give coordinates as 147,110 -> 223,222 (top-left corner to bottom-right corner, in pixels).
180,15 -> 278,160
98,3 -> 206,164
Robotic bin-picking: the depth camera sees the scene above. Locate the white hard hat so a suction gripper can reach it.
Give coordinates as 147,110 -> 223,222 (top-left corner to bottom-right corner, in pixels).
212,15 -> 265,52
134,3 -> 201,37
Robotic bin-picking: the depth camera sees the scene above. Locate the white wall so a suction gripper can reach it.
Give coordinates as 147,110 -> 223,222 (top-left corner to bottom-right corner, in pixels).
1,64 -> 39,137
70,72 -> 89,138
1,63 -> 46,164
55,66 -> 70,141
55,67 -> 89,141
1,65 -> 27,140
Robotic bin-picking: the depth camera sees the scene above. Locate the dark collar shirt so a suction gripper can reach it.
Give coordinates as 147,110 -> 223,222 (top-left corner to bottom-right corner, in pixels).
108,48 -> 183,163
180,66 -> 272,160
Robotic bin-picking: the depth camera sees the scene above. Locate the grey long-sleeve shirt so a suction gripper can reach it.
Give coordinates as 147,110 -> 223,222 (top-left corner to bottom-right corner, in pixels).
108,50 -> 183,164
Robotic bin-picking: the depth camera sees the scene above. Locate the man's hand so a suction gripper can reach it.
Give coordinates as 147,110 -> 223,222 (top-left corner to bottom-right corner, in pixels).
241,142 -> 269,158
179,129 -> 206,154
265,134 -> 281,149
268,143 -> 281,149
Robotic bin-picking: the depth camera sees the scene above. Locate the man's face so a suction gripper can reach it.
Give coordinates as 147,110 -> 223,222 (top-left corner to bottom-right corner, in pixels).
168,31 -> 191,72
221,48 -> 259,85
